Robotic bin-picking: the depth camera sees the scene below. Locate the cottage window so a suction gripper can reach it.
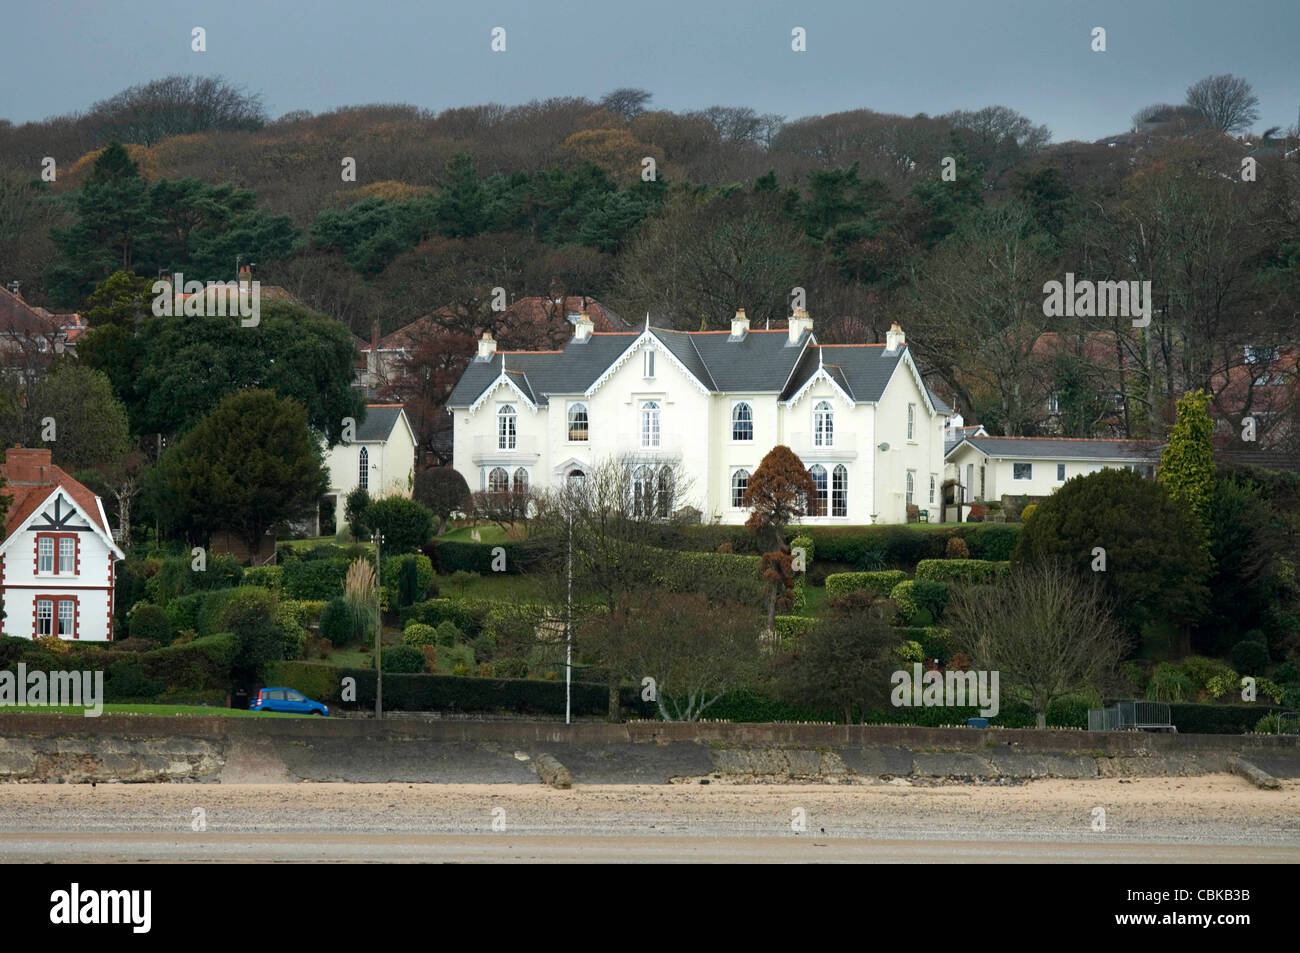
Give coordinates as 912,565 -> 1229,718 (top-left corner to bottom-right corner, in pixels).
38,537 -> 54,573
1056,463 -> 1066,482
567,403 -> 589,442
907,404 -> 915,441
1013,463 -> 1033,480
498,404 -> 517,450
906,471 -> 915,506
732,403 -> 754,441
512,468 -> 529,494
36,600 -> 53,637
59,537 -> 75,574
58,600 -> 75,637
929,474 -> 937,505
657,467 -> 674,518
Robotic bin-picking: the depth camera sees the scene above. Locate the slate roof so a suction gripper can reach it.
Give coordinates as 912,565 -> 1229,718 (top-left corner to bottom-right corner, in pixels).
355,404 -> 408,442
946,435 -> 1163,462
448,326 -> 935,409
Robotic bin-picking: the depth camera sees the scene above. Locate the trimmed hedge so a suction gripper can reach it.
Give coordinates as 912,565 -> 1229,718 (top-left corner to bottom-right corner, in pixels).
138,632 -> 240,690
424,539 -> 547,575
656,549 -> 763,602
145,553 -> 244,608
398,598 -> 492,639
914,559 -> 1009,584
890,579 -> 950,625
264,660 -> 340,701
242,565 -> 283,590
382,553 -> 435,603
824,570 -> 908,600
283,558 -> 350,600
1168,703 -> 1281,734
774,615 -> 816,645
334,667 -> 627,715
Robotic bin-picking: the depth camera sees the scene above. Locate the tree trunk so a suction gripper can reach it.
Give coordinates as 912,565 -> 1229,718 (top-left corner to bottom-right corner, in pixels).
607,681 -> 621,722
1036,710 -> 1047,729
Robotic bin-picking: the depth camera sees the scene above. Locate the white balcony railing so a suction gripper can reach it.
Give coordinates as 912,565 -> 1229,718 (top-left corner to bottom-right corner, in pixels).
470,433 -> 540,464
788,430 -> 858,460
613,432 -> 684,460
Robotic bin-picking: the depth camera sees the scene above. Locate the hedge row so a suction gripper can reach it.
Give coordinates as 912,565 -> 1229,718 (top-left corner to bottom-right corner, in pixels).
824,570 -> 908,600
914,559 -> 1009,584
675,523 -> 1023,567
423,539 -> 549,575
1167,704 -> 1281,734
655,549 -> 763,603
774,615 -> 816,646
265,661 -> 653,716
283,558 -> 350,600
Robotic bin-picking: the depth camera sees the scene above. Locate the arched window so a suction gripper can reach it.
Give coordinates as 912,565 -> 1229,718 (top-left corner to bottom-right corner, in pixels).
907,403 -> 915,441
489,467 -> 509,493
640,400 -> 660,448
512,468 -> 529,494
633,466 -> 649,517
809,464 -> 828,516
731,469 -> 750,508
498,404 -> 517,450
657,467 -> 674,518
732,402 -> 753,441
814,401 -> 834,447
906,471 -> 915,506
567,403 -> 589,442
358,447 -> 369,491
567,468 -> 586,488
832,465 -> 848,517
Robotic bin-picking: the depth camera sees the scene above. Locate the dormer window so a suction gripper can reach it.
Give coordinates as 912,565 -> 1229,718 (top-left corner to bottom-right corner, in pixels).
644,348 -> 656,379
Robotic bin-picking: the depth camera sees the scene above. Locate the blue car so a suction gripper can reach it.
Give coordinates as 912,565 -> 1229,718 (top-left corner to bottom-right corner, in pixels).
249,687 -> 330,716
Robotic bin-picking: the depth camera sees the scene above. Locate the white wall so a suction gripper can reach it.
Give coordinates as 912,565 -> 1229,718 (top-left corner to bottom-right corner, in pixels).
2,521 -> 117,642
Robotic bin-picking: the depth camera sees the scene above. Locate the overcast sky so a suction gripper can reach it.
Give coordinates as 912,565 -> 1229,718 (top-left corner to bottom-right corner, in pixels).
3,0 -> 1296,143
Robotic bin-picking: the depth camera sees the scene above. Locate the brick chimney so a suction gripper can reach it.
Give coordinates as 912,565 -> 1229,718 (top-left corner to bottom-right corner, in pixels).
4,446 -> 53,484
788,307 -> 813,344
238,265 -> 252,293
886,322 -> 906,352
477,332 -> 497,361
573,309 -> 594,343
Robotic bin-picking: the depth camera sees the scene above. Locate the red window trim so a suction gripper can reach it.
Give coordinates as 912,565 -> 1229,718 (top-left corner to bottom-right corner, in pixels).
33,594 -> 80,639
33,532 -> 80,576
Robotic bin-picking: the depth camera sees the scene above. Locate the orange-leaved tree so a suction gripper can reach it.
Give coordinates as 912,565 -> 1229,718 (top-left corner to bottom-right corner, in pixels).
743,445 -> 817,636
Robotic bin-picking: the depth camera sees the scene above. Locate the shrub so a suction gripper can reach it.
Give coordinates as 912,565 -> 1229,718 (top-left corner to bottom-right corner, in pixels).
1146,662 -> 1196,702
273,603 -> 310,660
716,541 -> 733,554
218,587 -> 283,677
382,644 -> 427,673
366,496 -> 434,553
437,643 -> 475,672
654,549 -> 763,603
165,592 -> 208,634
283,558 -> 350,601
435,621 -> 463,647
945,536 -> 970,560
320,598 -> 356,646
382,553 -> 434,604
345,487 -> 371,540
139,632 -> 239,690
104,658 -> 165,702
128,603 -> 173,644
914,559 -> 1007,584
145,553 -> 244,608
1169,703 -> 1280,734
399,598 -> 490,638
493,657 -> 528,679
962,524 -> 1020,560
773,615 -> 816,646
242,565 -> 283,590
824,570 -> 908,600
1180,655 -> 1236,694
1019,503 -> 1038,523
396,558 -> 419,607
402,622 -> 439,647
196,589 -> 239,636
1231,638 -> 1270,675
426,539 -> 547,575
281,600 -> 326,629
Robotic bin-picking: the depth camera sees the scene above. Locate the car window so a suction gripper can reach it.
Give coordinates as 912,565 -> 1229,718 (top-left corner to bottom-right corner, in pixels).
265,690 -> 285,701
286,692 -> 305,702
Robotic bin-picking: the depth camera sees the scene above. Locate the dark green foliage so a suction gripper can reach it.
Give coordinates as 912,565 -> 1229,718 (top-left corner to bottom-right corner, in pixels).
146,553 -> 244,608
320,598 -> 356,647
366,496 -> 434,553
398,598 -> 491,640
216,587 -> 283,678
326,667 -> 636,715
655,549 -> 764,603
104,658 -> 165,702
914,559 -> 1007,585
1013,468 -> 1211,634
1167,703 -> 1281,734
381,553 -> 434,604
397,558 -> 419,608
127,603 -> 172,644
1231,638 -> 1270,674
414,467 -> 471,535
425,540 -> 547,575
381,644 -> 427,673
283,558 -> 349,600
195,588 -> 238,636
137,632 -> 240,690
344,487 -> 371,540
242,565 -> 283,590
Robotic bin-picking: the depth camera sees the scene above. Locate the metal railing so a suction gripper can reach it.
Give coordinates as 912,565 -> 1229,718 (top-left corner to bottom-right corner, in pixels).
1088,700 -> 1174,732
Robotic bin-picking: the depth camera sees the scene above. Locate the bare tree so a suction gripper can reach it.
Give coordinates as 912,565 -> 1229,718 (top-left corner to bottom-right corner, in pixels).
948,561 -> 1130,727
599,88 -> 652,121
1185,74 -> 1260,135
88,75 -> 267,145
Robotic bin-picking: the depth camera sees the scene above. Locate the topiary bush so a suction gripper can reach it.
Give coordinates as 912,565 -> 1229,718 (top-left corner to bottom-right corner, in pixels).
1231,638 -> 1270,675
128,603 -> 173,644
493,657 -> 528,679
242,565 -> 283,590
320,597 -> 356,646
283,558 -> 350,601
824,570 -> 909,600
436,643 -> 475,673
435,621 -> 463,647
945,535 -> 970,559
366,496 -> 434,553
402,622 -> 439,646
381,644 -> 427,673
914,559 -> 1007,585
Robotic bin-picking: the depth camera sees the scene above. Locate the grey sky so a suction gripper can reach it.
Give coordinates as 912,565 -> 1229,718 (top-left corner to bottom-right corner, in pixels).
3,0 -> 1296,143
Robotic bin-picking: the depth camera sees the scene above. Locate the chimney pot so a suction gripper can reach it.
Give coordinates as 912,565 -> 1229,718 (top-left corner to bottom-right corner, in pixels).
573,310 -> 595,343
477,332 -> 497,360
886,322 -> 906,352
787,307 -> 813,344
730,308 -> 749,339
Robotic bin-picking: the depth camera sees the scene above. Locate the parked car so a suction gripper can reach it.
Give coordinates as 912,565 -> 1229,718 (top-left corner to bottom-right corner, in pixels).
249,687 -> 330,716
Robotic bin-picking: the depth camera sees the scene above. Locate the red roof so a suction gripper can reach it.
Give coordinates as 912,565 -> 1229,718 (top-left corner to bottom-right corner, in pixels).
0,447 -> 108,535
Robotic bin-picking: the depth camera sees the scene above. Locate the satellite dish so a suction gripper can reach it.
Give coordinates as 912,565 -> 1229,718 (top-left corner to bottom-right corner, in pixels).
878,442 -> 890,452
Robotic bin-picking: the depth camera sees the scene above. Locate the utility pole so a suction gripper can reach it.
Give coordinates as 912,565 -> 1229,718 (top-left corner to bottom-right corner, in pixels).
566,502 -> 573,726
375,531 -> 383,720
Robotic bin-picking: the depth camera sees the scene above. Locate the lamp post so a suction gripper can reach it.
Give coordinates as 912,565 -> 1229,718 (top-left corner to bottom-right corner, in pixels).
566,501 -> 572,726
374,531 -> 383,721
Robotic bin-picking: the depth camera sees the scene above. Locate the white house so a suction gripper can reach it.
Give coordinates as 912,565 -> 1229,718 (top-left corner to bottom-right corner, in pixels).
446,310 -> 951,524
944,435 -> 1162,508
0,447 -> 124,641
322,404 -> 418,534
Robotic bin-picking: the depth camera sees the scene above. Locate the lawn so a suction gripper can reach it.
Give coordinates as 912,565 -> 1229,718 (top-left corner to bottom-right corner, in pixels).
434,571 -> 547,602
438,524 -> 513,544
1,704 -> 312,717
283,535 -> 374,553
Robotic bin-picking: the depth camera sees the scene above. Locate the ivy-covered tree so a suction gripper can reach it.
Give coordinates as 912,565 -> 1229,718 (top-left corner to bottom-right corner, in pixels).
1158,390 -> 1216,547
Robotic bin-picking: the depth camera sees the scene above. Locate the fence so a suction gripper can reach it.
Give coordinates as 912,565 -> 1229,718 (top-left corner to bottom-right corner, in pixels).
1087,700 -> 1174,732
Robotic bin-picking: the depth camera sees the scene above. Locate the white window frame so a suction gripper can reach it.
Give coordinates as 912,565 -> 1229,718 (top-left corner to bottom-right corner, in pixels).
813,401 -> 834,448
36,599 -> 53,637
1056,463 -> 1066,482
808,464 -> 828,516
567,402 -> 589,442
907,403 -> 915,442
512,467 -> 529,494
57,600 -> 74,637
38,537 -> 54,574
643,347 -> 656,379
831,464 -> 848,517
929,473 -> 936,505
498,404 -> 517,451
906,470 -> 915,506
488,467 -> 509,493
1013,462 -> 1033,481
640,400 -> 660,448
58,537 -> 75,574
731,468 -> 750,509
731,401 -> 754,442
